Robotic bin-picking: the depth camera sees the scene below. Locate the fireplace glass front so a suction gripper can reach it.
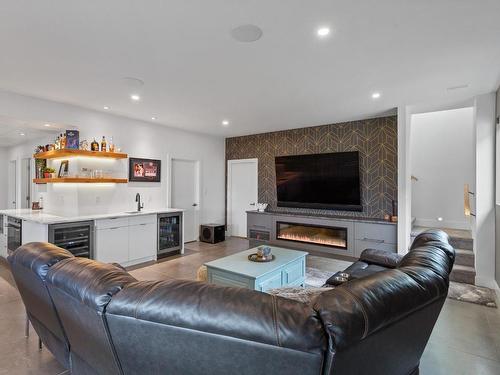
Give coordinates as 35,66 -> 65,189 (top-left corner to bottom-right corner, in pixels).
276,221 -> 347,249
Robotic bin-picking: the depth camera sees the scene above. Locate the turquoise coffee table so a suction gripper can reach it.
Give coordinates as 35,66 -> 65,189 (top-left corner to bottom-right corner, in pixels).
204,247 -> 308,292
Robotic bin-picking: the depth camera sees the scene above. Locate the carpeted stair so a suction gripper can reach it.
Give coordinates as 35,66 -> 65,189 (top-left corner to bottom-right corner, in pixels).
412,226 -> 476,285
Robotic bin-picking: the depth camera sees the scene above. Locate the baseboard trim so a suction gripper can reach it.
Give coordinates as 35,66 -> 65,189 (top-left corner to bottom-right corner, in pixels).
475,276 -> 500,290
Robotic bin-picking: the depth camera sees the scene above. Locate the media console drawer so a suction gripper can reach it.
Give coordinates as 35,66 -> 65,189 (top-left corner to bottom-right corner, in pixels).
247,212 -> 272,231
354,223 -> 396,244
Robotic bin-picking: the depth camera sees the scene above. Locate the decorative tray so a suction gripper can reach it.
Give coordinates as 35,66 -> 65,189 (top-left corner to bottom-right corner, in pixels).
248,253 -> 275,263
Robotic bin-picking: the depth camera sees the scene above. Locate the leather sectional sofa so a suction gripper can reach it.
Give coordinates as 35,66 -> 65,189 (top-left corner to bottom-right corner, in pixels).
8,229 -> 454,375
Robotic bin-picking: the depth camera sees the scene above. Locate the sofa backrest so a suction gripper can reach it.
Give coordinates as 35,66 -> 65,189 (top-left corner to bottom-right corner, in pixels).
106,278 -> 327,375
8,242 -> 74,368
46,257 -> 136,375
315,231 -> 454,375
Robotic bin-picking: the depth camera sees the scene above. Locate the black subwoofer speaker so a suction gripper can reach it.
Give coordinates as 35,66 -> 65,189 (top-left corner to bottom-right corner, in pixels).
200,224 -> 225,244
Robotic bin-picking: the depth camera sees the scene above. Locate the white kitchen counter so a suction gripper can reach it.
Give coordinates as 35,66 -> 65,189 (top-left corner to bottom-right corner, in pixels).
0,208 -> 184,225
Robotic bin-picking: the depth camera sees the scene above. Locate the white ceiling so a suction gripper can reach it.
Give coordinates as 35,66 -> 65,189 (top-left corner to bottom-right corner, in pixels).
0,0 -> 499,137
0,115 -> 65,147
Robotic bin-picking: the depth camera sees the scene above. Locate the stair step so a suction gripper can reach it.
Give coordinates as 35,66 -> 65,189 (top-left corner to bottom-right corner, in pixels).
450,264 -> 476,285
449,237 -> 474,251
455,249 -> 475,267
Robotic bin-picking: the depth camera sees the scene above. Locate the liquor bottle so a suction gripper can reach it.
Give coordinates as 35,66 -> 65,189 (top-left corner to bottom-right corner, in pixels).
60,133 -> 66,149
109,136 -> 115,152
101,136 -> 107,152
91,138 -> 99,151
55,135 -> 60,150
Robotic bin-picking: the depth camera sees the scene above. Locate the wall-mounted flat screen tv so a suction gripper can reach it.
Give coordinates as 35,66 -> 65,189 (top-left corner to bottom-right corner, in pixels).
275,151 -> 362,211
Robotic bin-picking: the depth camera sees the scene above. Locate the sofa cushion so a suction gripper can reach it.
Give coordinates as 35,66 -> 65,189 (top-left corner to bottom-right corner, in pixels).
8,242 -> 74,280
399,245 -> 453,279
46,257 -> 137,311
411,229 -> 450,251
107,278 -> 327,355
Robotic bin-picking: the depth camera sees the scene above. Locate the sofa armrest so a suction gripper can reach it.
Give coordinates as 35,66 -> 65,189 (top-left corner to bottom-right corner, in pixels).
359,248 -> 402,268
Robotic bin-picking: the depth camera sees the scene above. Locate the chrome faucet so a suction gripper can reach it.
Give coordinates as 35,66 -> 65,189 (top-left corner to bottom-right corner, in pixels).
135,193 -> 144,212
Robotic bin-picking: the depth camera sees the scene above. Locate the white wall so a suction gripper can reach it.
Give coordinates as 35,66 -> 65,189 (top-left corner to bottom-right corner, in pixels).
1,90 -> 226,225
0,147 -> 8,209
397,105 -> 412,253
474,92 -> 496,288
495,85 -> 500,288
410,108 -> 475,230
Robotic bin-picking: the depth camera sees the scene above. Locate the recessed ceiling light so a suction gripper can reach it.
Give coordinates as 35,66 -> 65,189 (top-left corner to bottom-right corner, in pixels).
317,27 -> 330,37
151,117 -> 156,120
437,217 -> 444,221
372,92 -> 381,99
19,132 -> 25,136
130,94 -> 140,101
44,123 -> 51,127
222,120 -> 229,126
103,106 -> 110,110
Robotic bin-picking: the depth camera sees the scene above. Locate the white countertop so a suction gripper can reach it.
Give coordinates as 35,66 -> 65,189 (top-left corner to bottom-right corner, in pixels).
0,208 -> 184,225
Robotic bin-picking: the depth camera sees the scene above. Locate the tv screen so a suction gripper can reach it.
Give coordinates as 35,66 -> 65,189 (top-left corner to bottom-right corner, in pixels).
275,151 -> 362,211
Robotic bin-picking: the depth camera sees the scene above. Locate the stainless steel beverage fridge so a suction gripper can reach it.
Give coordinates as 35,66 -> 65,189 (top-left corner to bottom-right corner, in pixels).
157,212 -> 183,258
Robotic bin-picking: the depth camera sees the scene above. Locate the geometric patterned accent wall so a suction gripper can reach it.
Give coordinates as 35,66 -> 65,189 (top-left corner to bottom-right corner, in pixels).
226,116 -> 397,219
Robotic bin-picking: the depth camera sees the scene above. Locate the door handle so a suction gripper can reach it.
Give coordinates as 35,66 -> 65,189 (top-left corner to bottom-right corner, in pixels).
249,203 -> 256,206
192,203 -> 198,207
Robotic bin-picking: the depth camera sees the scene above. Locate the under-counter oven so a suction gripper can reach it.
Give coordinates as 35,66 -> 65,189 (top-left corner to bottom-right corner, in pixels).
48,221 -> 94,258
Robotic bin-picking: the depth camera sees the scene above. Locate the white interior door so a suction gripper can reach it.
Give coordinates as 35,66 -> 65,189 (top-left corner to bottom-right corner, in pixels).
8,160 -> 17,209
227,159 -> 258,238
20,158 -> 31,209
171,159 -> 200,242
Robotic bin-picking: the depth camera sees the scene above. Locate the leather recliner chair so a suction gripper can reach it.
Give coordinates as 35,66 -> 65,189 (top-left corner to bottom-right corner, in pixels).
8,242 -> 74,368
45,257 -> 137,374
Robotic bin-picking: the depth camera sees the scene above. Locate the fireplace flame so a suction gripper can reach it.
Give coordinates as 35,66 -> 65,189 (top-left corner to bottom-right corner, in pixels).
277,232 -> 346,248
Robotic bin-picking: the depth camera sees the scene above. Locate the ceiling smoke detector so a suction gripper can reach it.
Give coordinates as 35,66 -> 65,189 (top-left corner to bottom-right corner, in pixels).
231,24 -> 263,43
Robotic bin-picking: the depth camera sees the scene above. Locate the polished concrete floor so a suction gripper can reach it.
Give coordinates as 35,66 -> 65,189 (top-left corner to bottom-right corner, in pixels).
0,238 -> 499,374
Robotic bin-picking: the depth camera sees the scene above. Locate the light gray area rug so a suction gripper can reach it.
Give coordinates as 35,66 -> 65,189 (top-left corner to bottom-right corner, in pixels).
448,281 -> 497,308
303,267 -> 498,308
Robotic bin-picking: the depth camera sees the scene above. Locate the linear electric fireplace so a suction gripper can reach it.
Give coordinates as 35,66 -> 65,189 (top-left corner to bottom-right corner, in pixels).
276,221 -> 347,249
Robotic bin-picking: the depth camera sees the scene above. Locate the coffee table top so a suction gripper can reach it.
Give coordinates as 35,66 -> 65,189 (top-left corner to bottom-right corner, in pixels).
204,246 -> 308,279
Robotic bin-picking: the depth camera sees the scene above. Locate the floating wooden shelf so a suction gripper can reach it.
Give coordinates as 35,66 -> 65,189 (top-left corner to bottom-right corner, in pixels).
34,149 -> 128,159
33,178 -> 128,184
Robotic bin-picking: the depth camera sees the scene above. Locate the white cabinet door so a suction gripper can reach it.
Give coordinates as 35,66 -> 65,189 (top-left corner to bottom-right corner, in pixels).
95,226 -> 129,264
129,223 -> 157,261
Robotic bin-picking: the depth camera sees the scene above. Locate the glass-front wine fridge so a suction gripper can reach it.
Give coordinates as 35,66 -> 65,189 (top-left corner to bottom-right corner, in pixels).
157,212 -> 183,258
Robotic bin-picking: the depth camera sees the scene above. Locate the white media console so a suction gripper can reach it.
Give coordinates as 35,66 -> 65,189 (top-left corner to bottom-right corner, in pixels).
247,210 -> 397,258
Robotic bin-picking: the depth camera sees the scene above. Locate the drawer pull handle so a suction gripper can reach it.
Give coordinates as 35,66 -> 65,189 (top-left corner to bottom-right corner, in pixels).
253,225 -> 269,229
362,238 -> 385,243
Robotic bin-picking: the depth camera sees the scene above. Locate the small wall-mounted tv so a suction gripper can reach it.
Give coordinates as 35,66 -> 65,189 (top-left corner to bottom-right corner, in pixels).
275,151 -> 362,211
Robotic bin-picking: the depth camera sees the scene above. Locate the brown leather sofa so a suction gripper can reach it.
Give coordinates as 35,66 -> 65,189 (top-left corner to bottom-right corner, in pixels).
8,229 -> 454,375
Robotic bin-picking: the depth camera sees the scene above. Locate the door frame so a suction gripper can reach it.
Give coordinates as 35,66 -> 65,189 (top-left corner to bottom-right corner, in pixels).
168,157 -> 201,242
20,158 -> 31,209
227,158 -> 258,237
8,160 -> 17,209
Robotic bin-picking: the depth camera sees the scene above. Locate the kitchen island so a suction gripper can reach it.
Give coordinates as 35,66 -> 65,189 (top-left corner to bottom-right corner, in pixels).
0,208 -> 184,267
